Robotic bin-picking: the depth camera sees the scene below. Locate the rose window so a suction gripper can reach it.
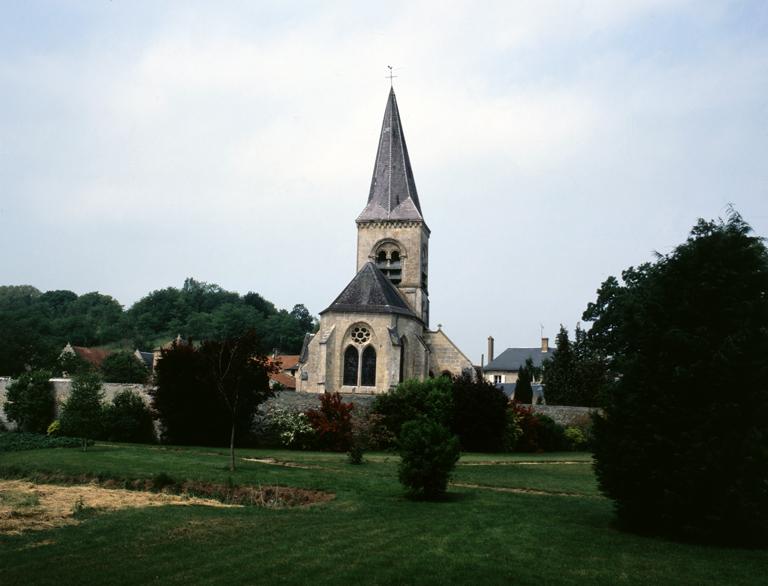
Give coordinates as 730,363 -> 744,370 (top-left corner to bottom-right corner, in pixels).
351,326 -> 371,344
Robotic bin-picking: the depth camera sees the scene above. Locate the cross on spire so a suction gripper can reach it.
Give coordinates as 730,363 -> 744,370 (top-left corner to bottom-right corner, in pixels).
386,65 -> 398,88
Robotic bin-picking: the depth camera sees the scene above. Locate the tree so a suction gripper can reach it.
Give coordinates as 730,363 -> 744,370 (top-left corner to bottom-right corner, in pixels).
103,389 -> 156,443
198,331 -> 274,471
60,372 -> 104,450
152,332 -> 274,469
3,370 -> 55,433
100,351 -> 149,383
450,372 -> 509,452
542,325 -> 606,407
587,211 -> 768,545
514,360 -> 533,404
398,418 -> 460,499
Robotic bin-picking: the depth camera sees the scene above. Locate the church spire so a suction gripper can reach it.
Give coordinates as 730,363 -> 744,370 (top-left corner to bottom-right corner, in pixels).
357,88 -> 424,223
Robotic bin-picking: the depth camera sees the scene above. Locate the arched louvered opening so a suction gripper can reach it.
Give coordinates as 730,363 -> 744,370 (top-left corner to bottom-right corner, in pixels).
361,346 -> 377,387
374,243 -> 402,285
343,346 -> 359,386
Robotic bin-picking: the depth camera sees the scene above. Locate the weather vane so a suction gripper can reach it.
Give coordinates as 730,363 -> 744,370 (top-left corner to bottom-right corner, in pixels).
386,65 -> 398,88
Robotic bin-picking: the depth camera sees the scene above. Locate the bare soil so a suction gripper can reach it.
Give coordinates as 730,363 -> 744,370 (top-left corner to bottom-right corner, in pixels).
0,479 -> 237,535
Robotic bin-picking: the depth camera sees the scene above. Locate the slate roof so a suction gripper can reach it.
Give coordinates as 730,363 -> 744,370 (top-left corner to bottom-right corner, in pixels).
321,262 -> 418,319
485,347 -> 554,372
136,351 -> 155,370
357,88 -> 425,224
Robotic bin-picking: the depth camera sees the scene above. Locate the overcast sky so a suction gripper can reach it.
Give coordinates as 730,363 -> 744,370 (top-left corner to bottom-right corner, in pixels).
1,1 -> 767,361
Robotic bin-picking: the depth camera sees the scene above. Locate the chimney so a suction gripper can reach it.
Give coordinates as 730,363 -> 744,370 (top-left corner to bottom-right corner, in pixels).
487,336 -> 495,363
541,337 -> 549,352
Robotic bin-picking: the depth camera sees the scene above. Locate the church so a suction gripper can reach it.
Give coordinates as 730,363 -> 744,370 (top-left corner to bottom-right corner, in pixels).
296,88 -> 474,394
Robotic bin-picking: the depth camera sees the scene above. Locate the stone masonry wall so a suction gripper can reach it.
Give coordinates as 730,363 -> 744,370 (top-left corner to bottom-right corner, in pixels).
0,378 -> 151,428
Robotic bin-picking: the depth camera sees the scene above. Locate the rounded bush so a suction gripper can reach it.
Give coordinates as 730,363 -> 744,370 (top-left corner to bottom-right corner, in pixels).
398,418 -> 460,499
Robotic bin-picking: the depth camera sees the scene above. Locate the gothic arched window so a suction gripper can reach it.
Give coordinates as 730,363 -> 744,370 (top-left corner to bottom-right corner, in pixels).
361,346 -> 377,387
343,346 -> 358,386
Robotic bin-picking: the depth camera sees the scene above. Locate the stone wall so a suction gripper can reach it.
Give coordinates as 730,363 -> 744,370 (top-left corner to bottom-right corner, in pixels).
531,405 -> 597,427
260,390 -> 377,414
0,378 -> 151,428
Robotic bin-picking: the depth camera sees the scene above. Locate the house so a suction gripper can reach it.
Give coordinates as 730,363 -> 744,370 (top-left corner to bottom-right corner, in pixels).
483,336 -> 553,385
134,350 -> 155,371
267,354 -> 300,390
60,342 -> 112,369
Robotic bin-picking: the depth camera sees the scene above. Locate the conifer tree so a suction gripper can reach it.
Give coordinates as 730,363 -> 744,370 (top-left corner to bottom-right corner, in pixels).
60,372 -> 104,450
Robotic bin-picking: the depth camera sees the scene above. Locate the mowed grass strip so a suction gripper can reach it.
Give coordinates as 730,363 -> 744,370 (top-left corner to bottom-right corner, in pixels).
1,444 -> 766,585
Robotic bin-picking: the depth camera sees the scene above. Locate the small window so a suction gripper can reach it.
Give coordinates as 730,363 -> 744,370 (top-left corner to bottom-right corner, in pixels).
493,375 -> 502,384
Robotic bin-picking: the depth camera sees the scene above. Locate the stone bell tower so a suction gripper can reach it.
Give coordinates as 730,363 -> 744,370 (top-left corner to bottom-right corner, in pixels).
355,88 -> 430,326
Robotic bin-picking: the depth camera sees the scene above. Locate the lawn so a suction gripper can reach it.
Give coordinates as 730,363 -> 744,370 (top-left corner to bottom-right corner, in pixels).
1,443 -> 766,585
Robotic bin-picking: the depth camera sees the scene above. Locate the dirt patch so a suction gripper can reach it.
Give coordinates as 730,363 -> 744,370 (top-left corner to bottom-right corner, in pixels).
241,457 -> 316,469
458,460 -> 589,466
0,479 -> 238,535
450,482 -> 602,498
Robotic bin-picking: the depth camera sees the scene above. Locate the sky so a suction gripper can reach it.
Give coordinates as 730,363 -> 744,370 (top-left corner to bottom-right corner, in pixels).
1,1 -> 767,362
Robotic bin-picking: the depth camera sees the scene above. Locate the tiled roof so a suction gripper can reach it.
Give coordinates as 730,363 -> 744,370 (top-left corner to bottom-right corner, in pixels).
485,347 -> 554,372
356,88 -> 425,224
269,371 -> 296,390
269,355 -> 300,371
71,346 -> 112,367
321,262 -> 418,319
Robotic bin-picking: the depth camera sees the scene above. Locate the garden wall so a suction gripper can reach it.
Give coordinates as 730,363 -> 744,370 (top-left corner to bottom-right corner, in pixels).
0,378 -> 151,428
531,405 -> 597,427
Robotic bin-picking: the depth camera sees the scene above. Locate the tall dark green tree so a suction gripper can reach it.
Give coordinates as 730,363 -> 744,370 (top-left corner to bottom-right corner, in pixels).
587,211 -> 768,544
60,372 -> 105,450
542,324 -> 606,407
450,372 -> 509,452
514,360 -> 533,404
151,332 -> 274,466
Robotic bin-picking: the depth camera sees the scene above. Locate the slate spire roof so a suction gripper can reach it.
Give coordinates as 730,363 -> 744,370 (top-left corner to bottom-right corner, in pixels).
321,261 -> 419,319
357,88 -> 425,223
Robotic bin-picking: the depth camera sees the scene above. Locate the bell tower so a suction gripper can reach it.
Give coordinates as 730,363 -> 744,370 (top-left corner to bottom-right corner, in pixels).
356,89 -> 430,325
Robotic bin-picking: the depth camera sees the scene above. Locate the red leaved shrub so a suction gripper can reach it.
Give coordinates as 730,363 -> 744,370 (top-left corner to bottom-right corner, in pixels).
306,392 -> 354,451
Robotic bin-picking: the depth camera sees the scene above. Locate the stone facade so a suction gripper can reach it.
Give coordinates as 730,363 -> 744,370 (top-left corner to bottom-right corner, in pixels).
296,89 -> 473,394
356,221 -> 430,324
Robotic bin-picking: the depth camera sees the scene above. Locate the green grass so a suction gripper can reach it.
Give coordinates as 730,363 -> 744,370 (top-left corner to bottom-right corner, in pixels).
1,444 -> 766,585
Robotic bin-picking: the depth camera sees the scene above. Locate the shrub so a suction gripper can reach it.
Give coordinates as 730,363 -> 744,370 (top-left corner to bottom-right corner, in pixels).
0,431 -> 88,452
372,377 -> 453,440
534,414 -> 568,451
306,392 -> 354,452
103,390 -> 156,443
450,372 -> 509,452
398,418 -> 460,499
563,427 -> 587,451
587,212 -> 768,544
3,370 -> 55,434
503,406 -> 523,451
268,408 -> 315,449
508,403 -> 567,452
47,420 -> 60,436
